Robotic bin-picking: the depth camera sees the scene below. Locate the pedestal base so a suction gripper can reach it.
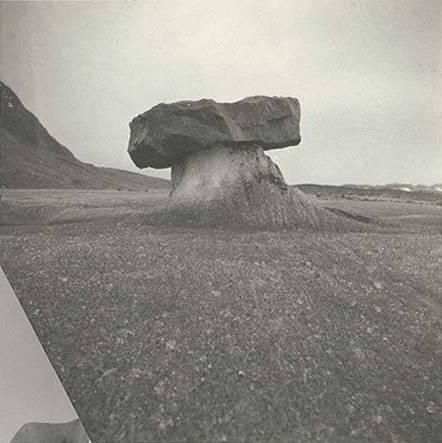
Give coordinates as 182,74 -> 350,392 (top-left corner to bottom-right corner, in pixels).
159,145 -> 350,230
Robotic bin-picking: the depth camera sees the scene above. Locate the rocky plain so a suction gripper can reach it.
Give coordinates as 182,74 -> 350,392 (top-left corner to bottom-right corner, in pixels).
1,86 -> 441,442
1,186 -> 441,443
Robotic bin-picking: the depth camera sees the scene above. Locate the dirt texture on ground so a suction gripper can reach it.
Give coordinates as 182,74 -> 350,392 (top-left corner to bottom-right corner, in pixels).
1,190 -> 441,443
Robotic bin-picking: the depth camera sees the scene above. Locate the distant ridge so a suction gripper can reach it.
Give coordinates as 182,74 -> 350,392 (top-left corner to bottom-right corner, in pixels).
341,183 -> 442,193
296,183 -> 440,205
0,81 -> 169,190
298,183 -> 442,193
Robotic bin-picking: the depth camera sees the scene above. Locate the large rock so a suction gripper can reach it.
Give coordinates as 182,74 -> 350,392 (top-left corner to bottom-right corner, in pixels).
10,419 -> 89,443
128,96 -> 301,168
128,95 -> 364,230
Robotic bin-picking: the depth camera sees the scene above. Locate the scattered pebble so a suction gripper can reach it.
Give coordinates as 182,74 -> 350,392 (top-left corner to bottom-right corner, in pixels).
166,340 -> 176,351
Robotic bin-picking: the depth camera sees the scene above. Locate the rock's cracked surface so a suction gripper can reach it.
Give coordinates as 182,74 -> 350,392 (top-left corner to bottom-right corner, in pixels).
128,96 -> 301,169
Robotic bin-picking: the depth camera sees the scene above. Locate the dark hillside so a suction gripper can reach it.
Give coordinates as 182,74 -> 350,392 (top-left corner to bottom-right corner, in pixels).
0,81 -> 169,190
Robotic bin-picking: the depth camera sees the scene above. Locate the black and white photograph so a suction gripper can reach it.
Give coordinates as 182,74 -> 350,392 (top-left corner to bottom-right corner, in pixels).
0,1 -> 441,442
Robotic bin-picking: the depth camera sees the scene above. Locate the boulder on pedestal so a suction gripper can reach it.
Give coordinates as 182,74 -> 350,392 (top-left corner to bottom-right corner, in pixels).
128,96 -> 362,229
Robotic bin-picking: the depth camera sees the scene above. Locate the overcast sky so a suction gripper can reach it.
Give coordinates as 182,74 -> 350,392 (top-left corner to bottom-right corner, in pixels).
0,0 -> 440,185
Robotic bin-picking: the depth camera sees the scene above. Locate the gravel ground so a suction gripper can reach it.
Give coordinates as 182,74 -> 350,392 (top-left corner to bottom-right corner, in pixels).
1,193 -> 441,443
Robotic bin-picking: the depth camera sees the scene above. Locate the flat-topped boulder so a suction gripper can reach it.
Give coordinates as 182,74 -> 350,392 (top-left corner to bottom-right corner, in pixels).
128,95 -> 366,230
128,96 -> 301,169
